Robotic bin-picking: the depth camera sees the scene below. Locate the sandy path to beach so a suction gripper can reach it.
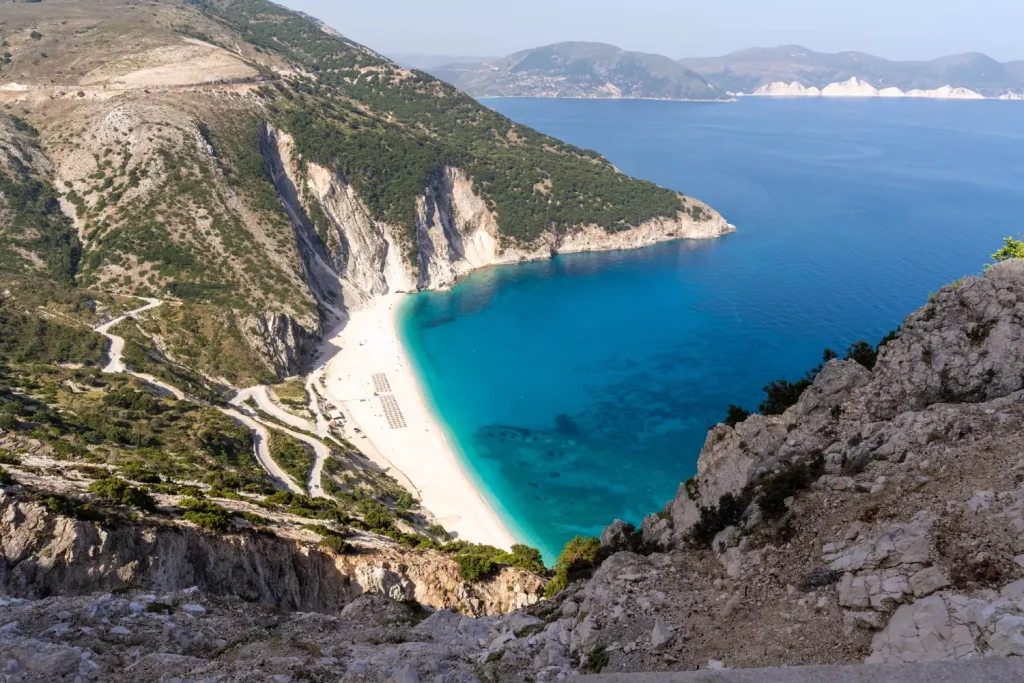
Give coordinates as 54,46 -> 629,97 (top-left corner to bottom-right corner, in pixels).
321,294 -> 517,549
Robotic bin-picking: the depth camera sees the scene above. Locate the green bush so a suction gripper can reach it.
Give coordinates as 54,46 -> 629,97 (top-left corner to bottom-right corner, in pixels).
179,497 -> 234,532
992,236 -> 1024,263
455,550 -> 497,581
0,467 -> 16,487
759,377 -> 812,415
582,646 -> 609,674
428,523 -> 451,540
42,494 -> 106,522
356,499 -> 395,532
319,533 -> 353,554
505,544 -> 546,573
756,454 -> 824,520
119,462 -> 162,484
88,477 -> 157,512
442,540 -> 546,582
545,536 -> 601,597
103,388 -> 162,415
843,341 -> 878,371
686,492 -> 750,548
724,404 -> 750,428
267,431 -> 314,490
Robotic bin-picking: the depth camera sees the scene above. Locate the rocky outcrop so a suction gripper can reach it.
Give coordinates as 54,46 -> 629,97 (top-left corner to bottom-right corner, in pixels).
868,261 -> 1024,419
0,492 -> 542,617
622,259 -> 1024,669
869,580 -> 1024,663
646,260 -> 1024,547
238,311 -> 320,379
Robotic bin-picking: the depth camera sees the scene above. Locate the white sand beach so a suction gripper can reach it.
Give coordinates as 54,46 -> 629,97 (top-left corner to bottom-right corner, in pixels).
321,294 -> 518,550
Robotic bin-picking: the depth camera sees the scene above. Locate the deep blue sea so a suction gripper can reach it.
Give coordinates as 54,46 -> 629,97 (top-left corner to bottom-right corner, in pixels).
398,98 -> 1024,562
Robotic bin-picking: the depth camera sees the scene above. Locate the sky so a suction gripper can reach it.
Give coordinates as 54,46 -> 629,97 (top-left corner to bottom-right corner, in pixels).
276,0 -> 1024,62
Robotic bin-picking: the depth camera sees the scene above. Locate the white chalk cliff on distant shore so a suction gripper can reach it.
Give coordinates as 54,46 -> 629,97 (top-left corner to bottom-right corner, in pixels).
751,77 -> 990,100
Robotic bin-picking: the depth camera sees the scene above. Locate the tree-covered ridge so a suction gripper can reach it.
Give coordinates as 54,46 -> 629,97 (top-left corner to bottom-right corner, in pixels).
194,0 -> 686,248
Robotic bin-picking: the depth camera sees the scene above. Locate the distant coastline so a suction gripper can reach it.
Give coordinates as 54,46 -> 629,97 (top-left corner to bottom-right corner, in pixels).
477,95 -> 735,103
476,85 -> 1024,104
744,77 -> 1024,101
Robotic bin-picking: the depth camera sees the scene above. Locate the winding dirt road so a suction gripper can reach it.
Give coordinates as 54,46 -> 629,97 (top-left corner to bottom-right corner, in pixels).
231,385 -> 331,499
94,299 -> 304,494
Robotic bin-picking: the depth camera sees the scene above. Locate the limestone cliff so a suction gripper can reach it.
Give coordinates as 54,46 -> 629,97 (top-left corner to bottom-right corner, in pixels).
264,128 -> 735,313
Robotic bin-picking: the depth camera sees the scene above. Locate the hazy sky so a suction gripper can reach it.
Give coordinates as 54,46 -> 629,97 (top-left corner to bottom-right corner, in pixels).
277,0 -> 1024,62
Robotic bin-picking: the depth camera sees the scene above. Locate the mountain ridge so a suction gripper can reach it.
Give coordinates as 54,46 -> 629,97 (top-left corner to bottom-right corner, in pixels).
421,42 -> 1024,100
428,41 -> 728,101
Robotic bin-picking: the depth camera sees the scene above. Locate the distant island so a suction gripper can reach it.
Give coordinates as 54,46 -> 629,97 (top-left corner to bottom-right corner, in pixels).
422,42 -> 1024,101
426,42 -> 728,101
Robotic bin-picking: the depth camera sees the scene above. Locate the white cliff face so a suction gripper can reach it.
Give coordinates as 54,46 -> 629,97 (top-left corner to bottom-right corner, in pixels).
752,78 -> 987,100
264,127 -> 734,312
822,77 -> 880,97
753,81 -> 822,97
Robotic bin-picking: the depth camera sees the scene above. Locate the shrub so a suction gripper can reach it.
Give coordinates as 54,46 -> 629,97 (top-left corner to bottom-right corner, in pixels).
878,329 -> 899,350
756,454 -> 824,520
42,494 -> 106,522
992,235 -> 1024,263
445,541 -> 545,582
103,388 -> 162,414
686,491 -> 750,548
0,413 -> 17,431
428,523 -> 451,540
455,550 -> 497,581
505,544 -> 546,574
759,377 -> 812,416
179,497 -> 234,532
545,536 -> 601,597
319,533 -> 353,554
724,404 -> 750,428
844,340 -> 878,370
357,500 -> 394,532
88,477 -> 156,512
119,462 -> 162,484
239,510 -> 270,526
582,646 -> 609,674
0,467 -> 16,487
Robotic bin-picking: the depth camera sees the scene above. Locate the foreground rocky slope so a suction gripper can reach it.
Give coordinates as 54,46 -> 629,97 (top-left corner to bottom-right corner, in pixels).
4,261 -> 1024,680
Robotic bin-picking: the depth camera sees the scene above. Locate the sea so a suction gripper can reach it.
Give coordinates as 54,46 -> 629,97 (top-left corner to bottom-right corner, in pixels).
397,97 -> 1024,562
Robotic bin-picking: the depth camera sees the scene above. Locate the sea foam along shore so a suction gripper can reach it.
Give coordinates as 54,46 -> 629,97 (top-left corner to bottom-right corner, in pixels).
321,293 -> 519,550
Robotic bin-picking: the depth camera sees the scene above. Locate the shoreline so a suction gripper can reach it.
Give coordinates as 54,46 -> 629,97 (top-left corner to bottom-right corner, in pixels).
320,293 -> 519,550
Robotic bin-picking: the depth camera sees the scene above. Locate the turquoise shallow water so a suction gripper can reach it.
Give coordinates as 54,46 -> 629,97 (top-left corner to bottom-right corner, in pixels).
398,98 -> 1024,562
